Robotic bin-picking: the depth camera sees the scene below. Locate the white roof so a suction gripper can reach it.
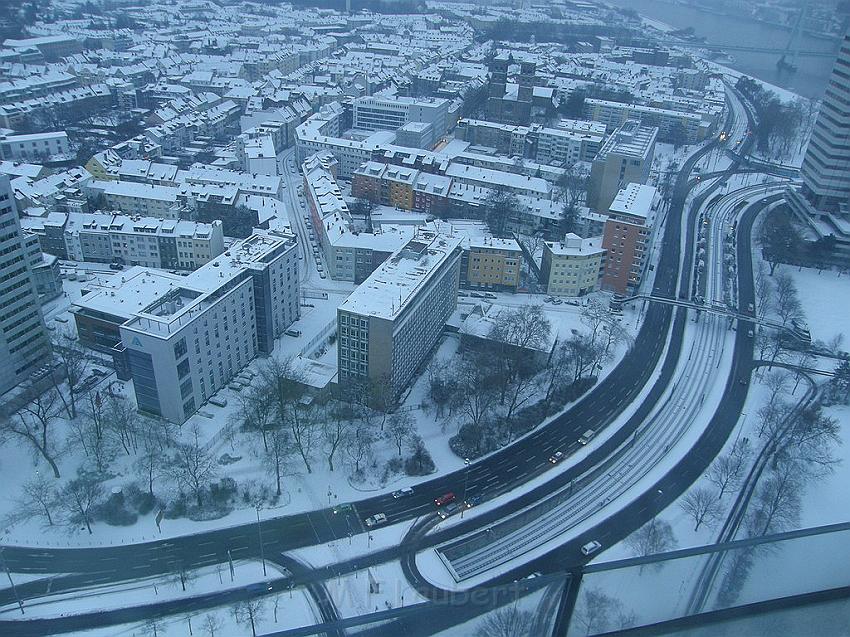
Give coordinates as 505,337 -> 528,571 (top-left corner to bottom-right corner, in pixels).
339,231 -> 460,321
609,183 -> 656,220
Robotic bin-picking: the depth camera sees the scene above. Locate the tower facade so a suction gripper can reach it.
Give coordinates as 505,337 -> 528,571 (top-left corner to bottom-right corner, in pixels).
0,174 -> 50,394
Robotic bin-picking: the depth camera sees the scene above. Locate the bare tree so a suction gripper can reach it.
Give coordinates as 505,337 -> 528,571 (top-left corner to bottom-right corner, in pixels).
680,487 -> 722,532
263,428 -> 291,497
626,518 -> 677,560
343,418 -> 376,476
707,438 -> 753,501
565,334 -> 605,382
474,605 -> 534,637
142,618 -> 162,637
746,461 -> 801,537
773,271 -> 803,326
321,400 -> 355,472
104,393 -> 139,456
233,599 -> 265,637
1,385 -> 64,477
488,304 -> 550,404
262,359 -> 316,473
202,614 -> 223,637
754,262 -> 774,320
169,424 -> 217,508
6,473 -> 60,527
573,587 -> 634,636
73,391 -> 116,474
455,357 -> 497,431
61,472 -> 105,534
135,428 -> 164,496
385,411 -> 415,456
779,405 -> 841,479
762,370 -> 790,405
233,384 -> 276,452
49,328 -> 90,419
542,341 -> 574,406
791,350 -> 814,394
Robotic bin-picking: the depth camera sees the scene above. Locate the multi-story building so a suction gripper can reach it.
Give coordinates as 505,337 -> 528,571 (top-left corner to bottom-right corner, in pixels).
587,121 -> 657,212
0,132 -> 70,161
0,175 -> 50,394
461,237 -> 522,291
601,183 -> 657,294
337,231 -> 462,397
24,213 -> 224,270
118,230 -> 299,423
584,98 -> 714,145
541,233 -> 606,297
86,180 -> 183,219
353,95 -> 449,138
305,159 -> 412,282
786,27 -> 850,259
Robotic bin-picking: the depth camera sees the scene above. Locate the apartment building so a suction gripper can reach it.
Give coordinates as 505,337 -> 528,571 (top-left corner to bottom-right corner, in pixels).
0,175 -> 50,393
461,237 -> 522,291
584,98 -> 713,145
305,160 -> 412,282
118,230 -> 299,423
24,212 -> 225,270
587,121 -> 657,212
601,183 -> 656,294
0,132 -> 70,161
337,231 -> 462,397
86,180 -> 183,219
541,233 -> 606,297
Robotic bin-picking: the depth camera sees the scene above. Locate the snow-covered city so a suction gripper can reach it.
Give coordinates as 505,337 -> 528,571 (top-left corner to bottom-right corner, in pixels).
0,0 -> 848,635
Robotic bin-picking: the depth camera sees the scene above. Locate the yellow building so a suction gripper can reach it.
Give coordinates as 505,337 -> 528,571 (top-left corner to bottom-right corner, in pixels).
384,165 -> 416,210
463,237 -> 522,291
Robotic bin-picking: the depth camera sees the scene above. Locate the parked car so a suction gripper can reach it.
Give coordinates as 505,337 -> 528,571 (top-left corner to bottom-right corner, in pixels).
434,492 -> 456,507
392,487 -> 414,499
365,513 -> 388,527
581,540 -> 602,556
483,292 -> 497,299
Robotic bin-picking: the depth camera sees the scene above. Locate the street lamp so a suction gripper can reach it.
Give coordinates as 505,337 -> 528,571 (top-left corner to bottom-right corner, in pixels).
255,505 -> 266,577
461,458 -> 470,519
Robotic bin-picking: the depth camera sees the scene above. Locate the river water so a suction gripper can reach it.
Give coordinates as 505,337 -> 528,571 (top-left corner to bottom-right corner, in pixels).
607,0 -> 840,100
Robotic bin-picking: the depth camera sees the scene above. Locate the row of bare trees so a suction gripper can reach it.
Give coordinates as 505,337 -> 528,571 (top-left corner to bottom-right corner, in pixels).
436,301 -> 629,458
231,358 -> 420,488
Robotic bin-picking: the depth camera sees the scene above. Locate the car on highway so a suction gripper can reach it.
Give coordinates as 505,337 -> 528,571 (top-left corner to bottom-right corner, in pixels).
581,540 -> 602,556
548,451 -> 565,464
365,513 -> 388,527
437,502 -> 461,519
392,487 -> 414,498
464,495 -> 481,508
434,492 -> 456,507
578,429 -> 596,445
247,581 -> 274,593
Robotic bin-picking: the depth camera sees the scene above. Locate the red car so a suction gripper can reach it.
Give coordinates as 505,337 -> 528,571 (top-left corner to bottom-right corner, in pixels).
434,492 -> 456,507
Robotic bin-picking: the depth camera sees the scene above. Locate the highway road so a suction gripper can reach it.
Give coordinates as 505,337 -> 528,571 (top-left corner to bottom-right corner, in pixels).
0,84 -> 767,635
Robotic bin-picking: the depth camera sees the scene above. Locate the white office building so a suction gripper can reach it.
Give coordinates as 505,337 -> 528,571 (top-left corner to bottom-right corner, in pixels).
353,95 -> 450,138
337,230 -> 461,397
119,230 -> 299,423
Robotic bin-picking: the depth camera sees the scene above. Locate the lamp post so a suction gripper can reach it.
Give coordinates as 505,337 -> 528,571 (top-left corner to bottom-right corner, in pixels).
255,505 -> 266,577
460,458 -> 471,518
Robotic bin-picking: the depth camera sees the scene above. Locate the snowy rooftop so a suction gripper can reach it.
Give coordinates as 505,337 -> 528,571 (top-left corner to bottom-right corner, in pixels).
545,233 -> 605,257
72,267 -> 186,320
608,183 -> 657,221
339,230 -> 461,321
